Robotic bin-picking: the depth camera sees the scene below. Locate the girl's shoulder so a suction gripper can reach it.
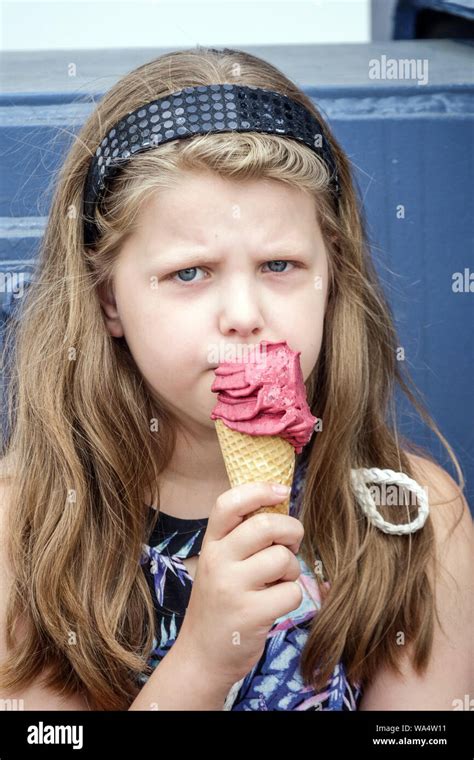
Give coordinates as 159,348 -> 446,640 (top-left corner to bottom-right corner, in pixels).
0,463 -> 91,710
0,450 -> 18,481
405,452 -> 468,510
359,452 -> 472,710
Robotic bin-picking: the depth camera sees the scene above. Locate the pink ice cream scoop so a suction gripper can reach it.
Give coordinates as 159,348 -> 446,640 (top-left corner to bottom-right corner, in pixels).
210,340 -> 317,455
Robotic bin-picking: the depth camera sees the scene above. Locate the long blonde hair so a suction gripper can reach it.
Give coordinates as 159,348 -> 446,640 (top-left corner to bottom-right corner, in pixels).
0,47 -> 466,710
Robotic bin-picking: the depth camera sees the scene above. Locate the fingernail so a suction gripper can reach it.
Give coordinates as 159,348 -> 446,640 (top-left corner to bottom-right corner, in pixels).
271,483 -> 290,495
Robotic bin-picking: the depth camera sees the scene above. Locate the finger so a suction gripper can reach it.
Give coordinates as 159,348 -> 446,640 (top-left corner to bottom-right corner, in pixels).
253,580 -> 304,625
223,511 -> 304,562
205,481 -> 293,543
239,544 -> 302,589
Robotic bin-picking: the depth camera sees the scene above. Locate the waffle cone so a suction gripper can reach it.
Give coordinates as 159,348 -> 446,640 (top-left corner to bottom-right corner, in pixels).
214,418 -> 295,520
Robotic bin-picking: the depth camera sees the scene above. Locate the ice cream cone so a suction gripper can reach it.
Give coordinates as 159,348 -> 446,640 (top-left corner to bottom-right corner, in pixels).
214,418 -> 295,520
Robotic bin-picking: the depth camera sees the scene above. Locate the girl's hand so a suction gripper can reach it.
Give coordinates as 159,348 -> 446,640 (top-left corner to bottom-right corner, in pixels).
176,481 -> 305,687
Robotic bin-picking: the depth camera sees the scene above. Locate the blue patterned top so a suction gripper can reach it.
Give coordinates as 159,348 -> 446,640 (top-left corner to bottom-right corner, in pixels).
139,460 -> 363,710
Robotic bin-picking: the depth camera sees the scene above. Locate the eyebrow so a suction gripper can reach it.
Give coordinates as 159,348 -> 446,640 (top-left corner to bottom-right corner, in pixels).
150,245 -> 313,268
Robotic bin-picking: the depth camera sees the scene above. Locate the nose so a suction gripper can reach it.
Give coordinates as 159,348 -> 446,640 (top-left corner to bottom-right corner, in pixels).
218,278 -> 265,337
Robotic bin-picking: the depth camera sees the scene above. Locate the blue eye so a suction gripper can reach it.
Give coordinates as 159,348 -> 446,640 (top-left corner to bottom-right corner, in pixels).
264,260 -> 292,273
168,260 -> 297,285
174,267 -> 203,283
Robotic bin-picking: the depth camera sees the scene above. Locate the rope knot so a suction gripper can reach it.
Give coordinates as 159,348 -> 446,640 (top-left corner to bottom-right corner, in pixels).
350,467 -> 429,535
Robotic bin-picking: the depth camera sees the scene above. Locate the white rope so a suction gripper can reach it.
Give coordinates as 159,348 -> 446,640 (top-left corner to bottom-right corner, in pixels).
350,467 -> 430,535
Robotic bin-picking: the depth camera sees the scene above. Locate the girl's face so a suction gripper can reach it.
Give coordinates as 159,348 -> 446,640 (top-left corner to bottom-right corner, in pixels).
98,170 -> 330,431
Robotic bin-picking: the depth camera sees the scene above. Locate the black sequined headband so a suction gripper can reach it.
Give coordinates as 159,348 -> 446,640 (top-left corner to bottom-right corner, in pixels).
83,83 -> 340,247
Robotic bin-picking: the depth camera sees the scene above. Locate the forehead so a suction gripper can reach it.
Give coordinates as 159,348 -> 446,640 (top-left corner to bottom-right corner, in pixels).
132,171 -> 323,250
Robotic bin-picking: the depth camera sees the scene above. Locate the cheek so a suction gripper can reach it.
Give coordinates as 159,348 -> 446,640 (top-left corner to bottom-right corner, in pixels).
125,308 -> 206,385
300,345 -> 321,383
120,284 -> 195,346
287,291 -> 325,382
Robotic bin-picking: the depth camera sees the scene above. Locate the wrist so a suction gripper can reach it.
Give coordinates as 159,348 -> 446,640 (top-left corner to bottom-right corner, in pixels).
130,633 -> 236,711
172,631 -> 237,699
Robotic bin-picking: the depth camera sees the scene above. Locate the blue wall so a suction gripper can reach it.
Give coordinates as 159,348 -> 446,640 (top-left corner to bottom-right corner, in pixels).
1,44 -> 473,509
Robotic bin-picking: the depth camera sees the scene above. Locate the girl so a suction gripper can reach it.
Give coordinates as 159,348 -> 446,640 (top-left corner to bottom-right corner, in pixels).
0,47 -> 471,712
